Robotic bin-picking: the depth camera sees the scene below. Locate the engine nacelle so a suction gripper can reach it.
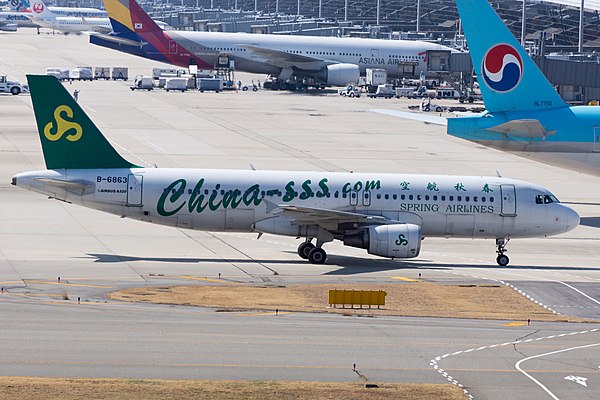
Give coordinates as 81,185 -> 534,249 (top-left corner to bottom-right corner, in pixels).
343,224 -> 422,259
322,64 -> 360,86
0,23 -> 18,32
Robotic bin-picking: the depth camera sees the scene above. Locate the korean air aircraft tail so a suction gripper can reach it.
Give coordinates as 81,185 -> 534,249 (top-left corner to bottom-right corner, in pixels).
28,75 -> 138,169
457,0 -> 567,112
446,0 -> 600,177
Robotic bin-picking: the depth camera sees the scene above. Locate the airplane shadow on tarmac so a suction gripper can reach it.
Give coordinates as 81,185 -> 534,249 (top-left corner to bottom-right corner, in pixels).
84,252 -> 600,276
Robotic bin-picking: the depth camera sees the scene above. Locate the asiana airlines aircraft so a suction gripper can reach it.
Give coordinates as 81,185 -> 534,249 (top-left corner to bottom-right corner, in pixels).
12,76 -> 579,266
90,0 -> 454,89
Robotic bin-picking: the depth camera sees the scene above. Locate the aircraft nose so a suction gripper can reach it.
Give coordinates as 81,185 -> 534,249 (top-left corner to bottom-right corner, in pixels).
565,206 -> 580,232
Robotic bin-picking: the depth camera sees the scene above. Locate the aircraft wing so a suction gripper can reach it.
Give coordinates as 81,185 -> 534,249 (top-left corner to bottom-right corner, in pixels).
275,204 -> 388,225
485,119 -> 556,139
242,45 -> 334,68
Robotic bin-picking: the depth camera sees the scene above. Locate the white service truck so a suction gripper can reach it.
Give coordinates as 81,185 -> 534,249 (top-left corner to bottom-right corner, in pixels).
130,75 -> 153,91
365,68 -> 387,92
0,75 -> 27,95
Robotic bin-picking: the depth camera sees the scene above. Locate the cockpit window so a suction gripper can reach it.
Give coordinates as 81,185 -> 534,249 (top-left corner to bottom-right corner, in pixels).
536,194 -> 559,204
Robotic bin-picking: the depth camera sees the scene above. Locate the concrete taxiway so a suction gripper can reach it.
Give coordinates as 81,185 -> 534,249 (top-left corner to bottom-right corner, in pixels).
2,30 -> 600,399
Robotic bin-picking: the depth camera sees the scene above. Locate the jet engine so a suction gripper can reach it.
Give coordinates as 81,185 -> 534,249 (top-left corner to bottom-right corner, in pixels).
0,23 -> 18,32
343,224 -> 422,258
320,64 -> 360,86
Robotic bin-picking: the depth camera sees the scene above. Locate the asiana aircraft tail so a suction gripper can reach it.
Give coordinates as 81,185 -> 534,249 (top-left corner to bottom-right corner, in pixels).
12,75 -> 579,267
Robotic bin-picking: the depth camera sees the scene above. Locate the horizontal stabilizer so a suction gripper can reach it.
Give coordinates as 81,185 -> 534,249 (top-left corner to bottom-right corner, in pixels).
88,32 -> 145,47
33,178 -> 95,195
371,109 -> 447,126
485,119 -> 556,139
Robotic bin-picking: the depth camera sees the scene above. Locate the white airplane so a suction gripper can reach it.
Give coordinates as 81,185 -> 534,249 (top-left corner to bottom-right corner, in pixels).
28,1 -> 112,34
13,75 -> 579,267
91,0 -> 454,89
0,11 -> 36,30
18,0 -> 107,18
0,0 -> 36,30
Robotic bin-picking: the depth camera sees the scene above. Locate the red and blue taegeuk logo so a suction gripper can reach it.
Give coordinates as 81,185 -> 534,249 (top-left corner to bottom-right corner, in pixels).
481,44 -> 523,92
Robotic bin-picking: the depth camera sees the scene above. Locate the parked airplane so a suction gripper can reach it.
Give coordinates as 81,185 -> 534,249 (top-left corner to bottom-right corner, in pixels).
12,75 -> 578,266
447,0 -> 600,176
0,0 -> 37,30
0,11 -> 36,30
90,0 -> 454,89
28,1 -> 112,34
19,0 -> 107,18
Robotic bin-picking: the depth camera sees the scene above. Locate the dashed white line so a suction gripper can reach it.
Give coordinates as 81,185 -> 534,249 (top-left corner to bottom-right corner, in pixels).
430,328 -> 600,400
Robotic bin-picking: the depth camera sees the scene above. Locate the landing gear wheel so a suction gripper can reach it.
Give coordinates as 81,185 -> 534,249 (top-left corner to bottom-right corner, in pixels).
496,254 -> 509,267
297,242 -> 315,259
308,248 -> 327,264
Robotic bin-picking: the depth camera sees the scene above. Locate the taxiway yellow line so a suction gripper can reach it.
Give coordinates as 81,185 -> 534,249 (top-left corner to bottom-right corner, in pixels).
25,280 -> 113,288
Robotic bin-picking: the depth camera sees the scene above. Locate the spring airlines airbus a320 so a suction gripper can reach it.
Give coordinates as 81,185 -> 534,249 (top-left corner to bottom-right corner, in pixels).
13,76 -> 579,266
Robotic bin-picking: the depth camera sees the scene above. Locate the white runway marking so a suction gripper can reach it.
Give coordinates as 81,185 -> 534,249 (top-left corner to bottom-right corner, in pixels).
431,328 -> 600,400
515,342 -> 600,399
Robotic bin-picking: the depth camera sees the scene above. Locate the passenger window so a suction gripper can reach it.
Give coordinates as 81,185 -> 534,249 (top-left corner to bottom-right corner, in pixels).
465,196 -> 470,202
481,197 -> 486,203
384,194 -> 389,200
441,195 -> 445,201
426,195 -> 430,201
457,196 -> 462,201
409,195 -> 414,200
449,196 -> 453,201
401,194 -> 405,200
334,191 -> 339,198
417,195 -> 421,200
392,194 -> 397,200
377,194 -> 381,199
473,196 -> 478,202
490,197 -> 494,202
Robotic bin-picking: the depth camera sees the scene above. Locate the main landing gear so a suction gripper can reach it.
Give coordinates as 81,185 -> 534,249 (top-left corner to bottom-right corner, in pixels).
297,240 -> 327,264
496,238 -> 510,267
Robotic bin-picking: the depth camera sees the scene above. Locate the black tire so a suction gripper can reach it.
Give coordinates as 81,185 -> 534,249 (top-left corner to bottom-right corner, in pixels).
242,86 -> 248,91
297,242 -> 315,259
496,254 -> 509,267
10,86 -> 20,95
308,248 -> 327,264
349,92 -> 355,98
435,106 -> 443,112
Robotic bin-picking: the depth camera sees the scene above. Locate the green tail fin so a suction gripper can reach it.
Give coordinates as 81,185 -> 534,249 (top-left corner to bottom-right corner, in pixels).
27,74 -> 139,169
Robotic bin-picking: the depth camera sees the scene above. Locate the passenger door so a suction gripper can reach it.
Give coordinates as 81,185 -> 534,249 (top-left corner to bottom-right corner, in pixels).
500,184 -> 516,216
126,174 -> 143,207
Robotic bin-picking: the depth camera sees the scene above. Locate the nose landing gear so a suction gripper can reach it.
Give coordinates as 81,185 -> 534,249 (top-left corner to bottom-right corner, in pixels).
496,238 -> 510,266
